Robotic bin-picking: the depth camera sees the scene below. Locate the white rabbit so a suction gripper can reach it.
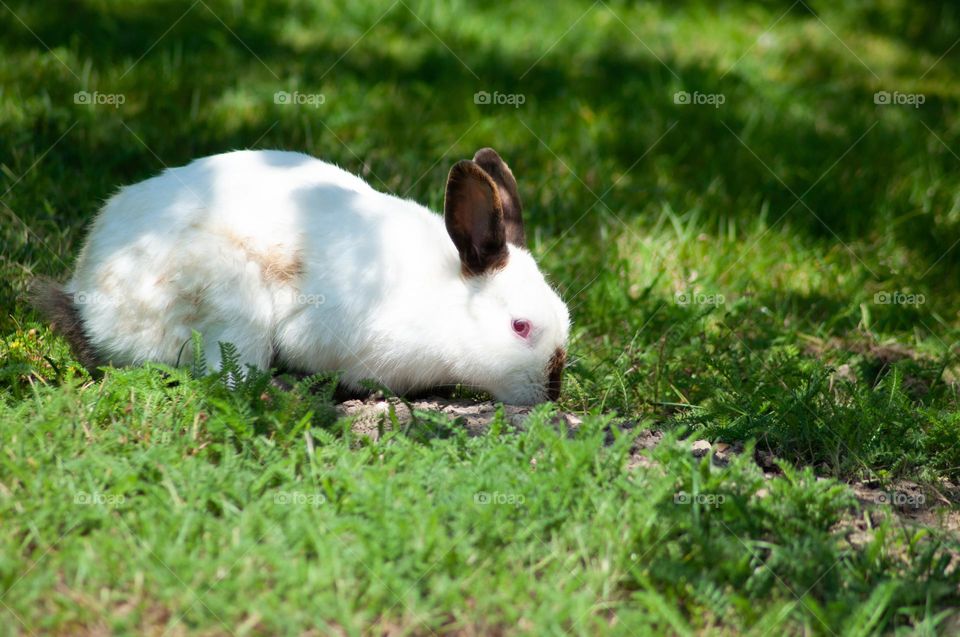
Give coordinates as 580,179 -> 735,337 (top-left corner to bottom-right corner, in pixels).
32,147 -> 570,404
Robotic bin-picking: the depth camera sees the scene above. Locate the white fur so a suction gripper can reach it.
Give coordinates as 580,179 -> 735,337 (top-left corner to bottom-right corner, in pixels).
67,150 -> 570,404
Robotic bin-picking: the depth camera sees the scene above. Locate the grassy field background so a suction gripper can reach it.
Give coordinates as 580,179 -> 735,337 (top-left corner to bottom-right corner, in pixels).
3,0 -> 960,634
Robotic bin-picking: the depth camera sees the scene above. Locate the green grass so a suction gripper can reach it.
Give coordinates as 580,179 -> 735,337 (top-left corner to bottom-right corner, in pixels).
3,0 -> 960,634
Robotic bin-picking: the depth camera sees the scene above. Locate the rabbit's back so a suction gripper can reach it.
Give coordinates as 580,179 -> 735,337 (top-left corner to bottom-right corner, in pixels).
67,150 -> 453,373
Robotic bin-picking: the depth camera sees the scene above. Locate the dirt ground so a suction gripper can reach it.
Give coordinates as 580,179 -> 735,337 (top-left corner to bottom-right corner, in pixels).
338,396 -> 960,537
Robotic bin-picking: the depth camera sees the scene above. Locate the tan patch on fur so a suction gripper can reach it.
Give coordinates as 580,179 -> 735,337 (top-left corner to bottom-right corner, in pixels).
95,268 -> 119,297
546,347 -> 566,401
225,231 -> 303,284
261,245 -> 304,284
179,287 -> 206,324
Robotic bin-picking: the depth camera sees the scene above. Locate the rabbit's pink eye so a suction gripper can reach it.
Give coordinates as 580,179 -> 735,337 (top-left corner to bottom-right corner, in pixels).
512,319 -> 532,339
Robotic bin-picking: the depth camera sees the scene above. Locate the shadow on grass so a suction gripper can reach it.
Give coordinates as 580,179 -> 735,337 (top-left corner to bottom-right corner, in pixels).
5,0 -> 960,317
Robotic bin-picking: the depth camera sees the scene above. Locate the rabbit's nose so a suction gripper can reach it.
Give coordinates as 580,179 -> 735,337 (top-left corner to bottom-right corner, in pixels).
545,347 -> 566,401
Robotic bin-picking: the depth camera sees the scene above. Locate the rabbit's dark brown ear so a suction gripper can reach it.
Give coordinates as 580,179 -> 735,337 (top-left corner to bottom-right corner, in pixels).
444,160 -> 508,276
473,147 -> 525,248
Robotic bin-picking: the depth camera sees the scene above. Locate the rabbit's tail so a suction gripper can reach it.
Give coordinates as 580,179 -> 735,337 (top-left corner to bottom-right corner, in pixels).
28,277 -> 101,373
